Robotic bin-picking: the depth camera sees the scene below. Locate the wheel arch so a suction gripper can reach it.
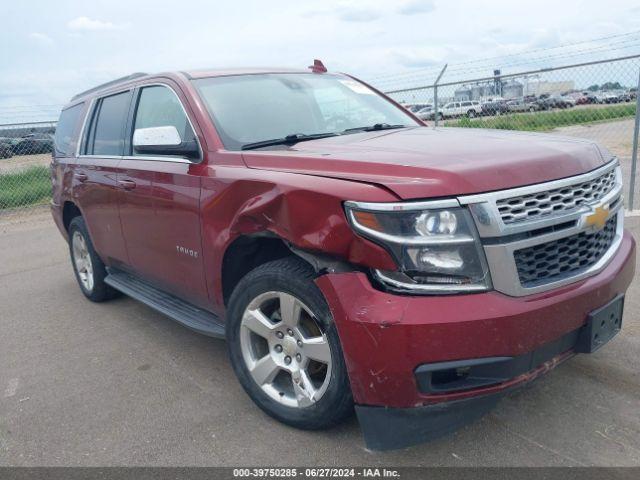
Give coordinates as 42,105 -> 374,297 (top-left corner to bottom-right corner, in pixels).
220,233 -> 356,306
62,201 -> 83,232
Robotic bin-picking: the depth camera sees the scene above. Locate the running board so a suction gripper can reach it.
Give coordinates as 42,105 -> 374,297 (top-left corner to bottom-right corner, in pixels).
105,270 -> 225,338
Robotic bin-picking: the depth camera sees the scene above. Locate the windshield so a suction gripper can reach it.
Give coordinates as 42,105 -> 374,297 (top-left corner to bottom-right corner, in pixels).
192,73 -> 419,150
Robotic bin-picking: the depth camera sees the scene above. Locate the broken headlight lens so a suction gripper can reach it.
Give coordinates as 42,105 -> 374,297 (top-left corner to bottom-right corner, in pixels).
345,202 -> 491,293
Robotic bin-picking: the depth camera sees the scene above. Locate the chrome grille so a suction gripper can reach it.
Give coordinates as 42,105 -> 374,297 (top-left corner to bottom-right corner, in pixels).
514,217 -> 617,287
496,168 -> 616,224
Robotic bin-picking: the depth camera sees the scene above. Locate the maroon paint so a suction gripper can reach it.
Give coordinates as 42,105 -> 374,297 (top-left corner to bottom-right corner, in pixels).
50,68 -> 636,411
316,233 -> 635,408
68,156 -> 129,265
241,128 -> 610,199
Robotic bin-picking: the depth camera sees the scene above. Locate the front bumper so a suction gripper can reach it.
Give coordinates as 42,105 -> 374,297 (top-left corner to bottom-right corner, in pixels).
315,230 -> 635,449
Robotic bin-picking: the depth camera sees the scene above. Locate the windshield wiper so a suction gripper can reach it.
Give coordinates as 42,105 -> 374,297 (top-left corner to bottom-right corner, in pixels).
343,123 -> 407,133
241,132 -> 339,150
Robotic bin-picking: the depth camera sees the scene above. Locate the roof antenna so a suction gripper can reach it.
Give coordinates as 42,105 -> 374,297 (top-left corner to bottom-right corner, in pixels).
309,59 -> 327,73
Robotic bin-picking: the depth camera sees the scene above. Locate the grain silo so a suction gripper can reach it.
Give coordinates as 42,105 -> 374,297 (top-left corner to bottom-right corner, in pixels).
502,80 -> 524,99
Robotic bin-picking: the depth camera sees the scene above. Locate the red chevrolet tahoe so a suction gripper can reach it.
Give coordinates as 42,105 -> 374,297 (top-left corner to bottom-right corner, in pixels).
50,63 -> 635,450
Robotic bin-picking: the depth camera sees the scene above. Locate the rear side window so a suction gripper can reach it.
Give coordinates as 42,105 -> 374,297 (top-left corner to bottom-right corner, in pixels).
54,103 -> 84,156
132,85 -> 196,156
85,91 -> 131,156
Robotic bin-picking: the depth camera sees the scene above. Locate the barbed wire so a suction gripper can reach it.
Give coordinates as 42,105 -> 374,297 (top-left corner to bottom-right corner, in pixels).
370,29 -> 640,84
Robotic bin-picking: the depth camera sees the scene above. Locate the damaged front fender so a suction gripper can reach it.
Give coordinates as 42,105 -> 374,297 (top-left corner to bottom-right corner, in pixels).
199,165 -> 399,308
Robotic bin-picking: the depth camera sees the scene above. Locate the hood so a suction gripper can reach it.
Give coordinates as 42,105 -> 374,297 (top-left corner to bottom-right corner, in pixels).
241,127 -> 610,200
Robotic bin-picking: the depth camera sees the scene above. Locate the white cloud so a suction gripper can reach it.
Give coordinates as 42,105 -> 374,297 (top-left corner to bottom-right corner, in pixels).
397,1 -> 435,15
339,7 -> 380,22
67,16 -> 124,31
28,32 -> 53,45
3,0 -> 640,111
387,46 -> 449,69
304,3 -> 382,23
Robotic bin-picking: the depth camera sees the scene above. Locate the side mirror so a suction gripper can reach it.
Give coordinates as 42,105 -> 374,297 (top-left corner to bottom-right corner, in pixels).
132,126 -> 199,160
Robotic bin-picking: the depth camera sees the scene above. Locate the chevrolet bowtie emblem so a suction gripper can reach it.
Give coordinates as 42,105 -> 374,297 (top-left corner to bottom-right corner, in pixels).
584,204 -> 609,230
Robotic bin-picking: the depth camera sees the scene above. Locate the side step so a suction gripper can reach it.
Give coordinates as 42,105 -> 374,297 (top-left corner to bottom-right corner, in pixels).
105,270 -> 225,338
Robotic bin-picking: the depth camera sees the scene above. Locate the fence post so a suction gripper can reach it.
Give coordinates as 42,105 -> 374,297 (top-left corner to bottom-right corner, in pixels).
433,64 -> 447,127
433,85 -> 438,126
629,67 -> 640,211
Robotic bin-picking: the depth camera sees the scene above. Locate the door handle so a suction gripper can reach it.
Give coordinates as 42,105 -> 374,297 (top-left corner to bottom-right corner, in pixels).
74,172 -> 88,182
118,179 -> 137,190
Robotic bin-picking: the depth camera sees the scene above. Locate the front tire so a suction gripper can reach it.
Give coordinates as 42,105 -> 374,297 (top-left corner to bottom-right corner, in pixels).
68,216 -> 118,302
226,257 -> 353,430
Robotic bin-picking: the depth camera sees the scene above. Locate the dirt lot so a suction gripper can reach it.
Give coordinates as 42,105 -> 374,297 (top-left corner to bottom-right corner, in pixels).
0,211 -> 638,467
0,153 -> 51,175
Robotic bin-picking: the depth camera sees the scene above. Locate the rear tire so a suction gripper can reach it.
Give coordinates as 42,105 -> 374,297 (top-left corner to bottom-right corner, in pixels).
226,257 -> 353,430
68,216 -> 119,302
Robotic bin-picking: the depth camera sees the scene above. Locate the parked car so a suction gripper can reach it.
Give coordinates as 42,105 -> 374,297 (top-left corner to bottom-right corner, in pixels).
403,103 -> 433,113
584,92 -> 599,103
481,100 -> 509,116
415,104 -> 433,120
534,95 -> 553,110
50,64 -> 635,451
0,139 -> 13,158
618,91 -> 632,102
596,92 -> 621,104
550,95 -> 574,108
432,100 -> 482,119
12,133 -> 54,155
574,93 -> 595,105
536,95 -> 573,109
506,99 -> 539,113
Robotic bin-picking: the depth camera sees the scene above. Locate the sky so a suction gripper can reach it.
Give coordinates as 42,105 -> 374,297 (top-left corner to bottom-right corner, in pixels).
1,0 -> 640,123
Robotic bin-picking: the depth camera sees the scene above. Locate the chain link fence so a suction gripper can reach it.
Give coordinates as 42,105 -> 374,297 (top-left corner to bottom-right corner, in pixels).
383,55 -> 640,210
0,121 -> 57,220
0,55 -> 639,220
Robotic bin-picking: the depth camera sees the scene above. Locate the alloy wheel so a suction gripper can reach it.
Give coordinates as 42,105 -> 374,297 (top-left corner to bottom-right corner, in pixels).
239,291 -> 332,408
72,231 -> 94,292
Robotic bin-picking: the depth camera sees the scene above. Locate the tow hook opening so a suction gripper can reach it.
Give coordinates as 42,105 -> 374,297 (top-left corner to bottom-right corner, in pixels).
431,366 -> 472,386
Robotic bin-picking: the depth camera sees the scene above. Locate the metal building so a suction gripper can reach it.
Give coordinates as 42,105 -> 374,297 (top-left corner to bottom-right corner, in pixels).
502,80 -> 524,99
454,85 -> 472,101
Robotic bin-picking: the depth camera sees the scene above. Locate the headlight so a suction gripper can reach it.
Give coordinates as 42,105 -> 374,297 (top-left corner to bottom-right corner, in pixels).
345,200 -> 491,293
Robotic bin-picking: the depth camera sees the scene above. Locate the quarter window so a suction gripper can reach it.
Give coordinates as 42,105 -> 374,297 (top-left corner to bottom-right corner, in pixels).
132,85 -> 196,156
54,103 -> 84,156
86,91 -> 131,156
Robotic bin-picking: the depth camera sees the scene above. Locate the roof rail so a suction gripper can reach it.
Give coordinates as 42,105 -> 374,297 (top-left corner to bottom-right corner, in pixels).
70,72 -> 148,101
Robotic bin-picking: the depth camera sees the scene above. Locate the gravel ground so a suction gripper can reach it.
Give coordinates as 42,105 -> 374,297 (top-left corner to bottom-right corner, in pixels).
0,212 -> 638,467
552,118 -> 639,208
